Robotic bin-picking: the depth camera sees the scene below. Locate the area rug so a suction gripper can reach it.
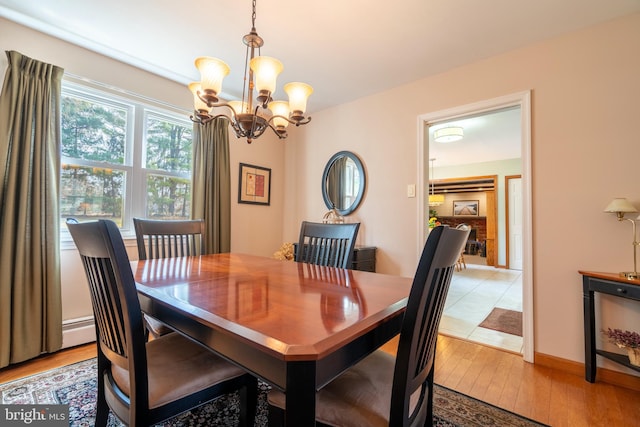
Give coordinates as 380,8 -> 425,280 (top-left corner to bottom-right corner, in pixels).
0,358 -> 547,426
479,307 -> 523,337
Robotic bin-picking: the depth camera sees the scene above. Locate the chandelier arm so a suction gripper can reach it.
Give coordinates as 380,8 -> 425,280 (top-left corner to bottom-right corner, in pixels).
264,122 -> 288,139
267,115 -> 312,126
191,112 -> 235,125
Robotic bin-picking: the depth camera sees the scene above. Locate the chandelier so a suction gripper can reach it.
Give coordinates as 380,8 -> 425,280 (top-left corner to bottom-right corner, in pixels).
189,0 -> 313,143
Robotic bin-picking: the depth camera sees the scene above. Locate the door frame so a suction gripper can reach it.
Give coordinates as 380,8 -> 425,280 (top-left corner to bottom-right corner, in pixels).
505,174 -> 523,270
416,91 -> 533,362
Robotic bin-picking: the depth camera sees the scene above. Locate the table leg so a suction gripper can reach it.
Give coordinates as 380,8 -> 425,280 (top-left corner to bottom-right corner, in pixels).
285,361 -> 317,426
583,277 -> 596,382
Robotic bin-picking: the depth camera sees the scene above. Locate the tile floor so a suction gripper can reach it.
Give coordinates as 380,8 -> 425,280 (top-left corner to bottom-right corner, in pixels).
439,255 -> 524,353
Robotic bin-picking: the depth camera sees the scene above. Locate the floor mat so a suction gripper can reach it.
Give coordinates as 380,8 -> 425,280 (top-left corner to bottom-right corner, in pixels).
479,307 -> 523,336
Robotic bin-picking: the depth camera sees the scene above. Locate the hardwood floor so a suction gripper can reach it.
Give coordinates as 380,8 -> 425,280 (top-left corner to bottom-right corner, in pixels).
389,335 -> 640,427
0,343 -> 96,383
2,336 -> 640,426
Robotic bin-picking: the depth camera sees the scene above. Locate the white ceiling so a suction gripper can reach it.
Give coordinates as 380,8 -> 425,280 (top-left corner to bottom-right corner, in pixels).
428,107 -> 522,167
1,0 -> 639,165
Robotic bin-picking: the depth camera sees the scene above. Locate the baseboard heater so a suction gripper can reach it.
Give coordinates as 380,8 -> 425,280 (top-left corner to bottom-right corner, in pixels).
62,316 -> 96,348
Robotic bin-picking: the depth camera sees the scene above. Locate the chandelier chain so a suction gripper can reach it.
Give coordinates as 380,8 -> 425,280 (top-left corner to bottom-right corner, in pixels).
252,0 -> 257,29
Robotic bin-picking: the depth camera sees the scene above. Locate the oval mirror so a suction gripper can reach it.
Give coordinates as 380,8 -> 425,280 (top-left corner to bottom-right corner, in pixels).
321,151 -> 366,216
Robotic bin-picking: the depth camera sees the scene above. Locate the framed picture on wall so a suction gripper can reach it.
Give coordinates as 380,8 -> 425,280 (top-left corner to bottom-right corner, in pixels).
238,163 -> 271,205
453,200 -> 479,216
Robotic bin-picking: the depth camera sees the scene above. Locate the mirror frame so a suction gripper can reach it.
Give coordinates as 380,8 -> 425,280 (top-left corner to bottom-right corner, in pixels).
321,151 -> 366,216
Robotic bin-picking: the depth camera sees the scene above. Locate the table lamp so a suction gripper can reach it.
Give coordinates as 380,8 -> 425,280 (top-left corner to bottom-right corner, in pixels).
604,198 -> 639,279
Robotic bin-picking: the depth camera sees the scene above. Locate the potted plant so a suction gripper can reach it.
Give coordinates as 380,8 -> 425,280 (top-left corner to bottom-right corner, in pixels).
428,217 -> 441,230
602,328 -> 640,366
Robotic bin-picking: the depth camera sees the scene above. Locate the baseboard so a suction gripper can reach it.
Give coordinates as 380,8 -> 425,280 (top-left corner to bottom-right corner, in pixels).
62,316 -> 96,349
535,351 -> 640,392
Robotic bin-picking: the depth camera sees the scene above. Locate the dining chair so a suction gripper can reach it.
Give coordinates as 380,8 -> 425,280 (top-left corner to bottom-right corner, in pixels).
455,223 -> 470,271
133,218 -> 205,260
133,217 -> 205,338
268,225 -> 469,427
295,221 -> 360,268
67,219 -> 257,427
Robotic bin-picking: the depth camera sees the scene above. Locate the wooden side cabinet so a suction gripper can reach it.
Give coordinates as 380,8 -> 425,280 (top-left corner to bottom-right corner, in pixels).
293,244 -> 376,272
580,271 -> 640,382
351,246 -> 376,272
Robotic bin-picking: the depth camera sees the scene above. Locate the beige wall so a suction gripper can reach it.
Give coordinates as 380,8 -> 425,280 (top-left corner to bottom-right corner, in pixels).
284,14 -> 640,369
2,13 -> 640,371
1,18 -> 286,324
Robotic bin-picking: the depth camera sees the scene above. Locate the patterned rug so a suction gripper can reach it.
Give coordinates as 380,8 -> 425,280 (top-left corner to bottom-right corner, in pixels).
479,307 -> 523,337
0,358 -> 547,426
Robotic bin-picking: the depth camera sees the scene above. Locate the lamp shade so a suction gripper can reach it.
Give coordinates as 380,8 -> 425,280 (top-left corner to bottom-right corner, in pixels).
604,198 -> 638,213
284,82 -> 313,114
250,56 -> 283,95
188,82 -> 210,112
228,100 -> 249,115
429,194 -> 445,206
268,100 -> 290,128
434,126 -> 464,143
195,57 -> 230,96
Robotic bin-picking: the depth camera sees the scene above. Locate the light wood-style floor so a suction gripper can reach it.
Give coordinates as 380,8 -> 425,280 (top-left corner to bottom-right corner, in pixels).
2,335 -> 640,426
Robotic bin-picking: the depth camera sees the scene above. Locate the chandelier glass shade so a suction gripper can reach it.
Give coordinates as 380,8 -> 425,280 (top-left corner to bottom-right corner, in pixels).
189,0 -> 312,143
434,126 -> 464,143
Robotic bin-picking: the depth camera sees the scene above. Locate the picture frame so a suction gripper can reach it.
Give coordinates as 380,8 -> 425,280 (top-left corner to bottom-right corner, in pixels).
238,163 -> 271,205
453,200 -> 479,217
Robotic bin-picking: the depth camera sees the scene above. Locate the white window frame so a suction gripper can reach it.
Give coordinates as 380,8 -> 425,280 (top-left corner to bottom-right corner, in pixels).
60,76 -> 193,243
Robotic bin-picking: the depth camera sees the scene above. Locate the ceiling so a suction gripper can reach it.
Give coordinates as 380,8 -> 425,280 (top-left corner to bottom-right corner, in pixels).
1,0 -> 639,165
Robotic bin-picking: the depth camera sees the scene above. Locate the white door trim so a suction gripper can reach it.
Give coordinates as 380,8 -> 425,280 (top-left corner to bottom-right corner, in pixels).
416,90 -> 534,362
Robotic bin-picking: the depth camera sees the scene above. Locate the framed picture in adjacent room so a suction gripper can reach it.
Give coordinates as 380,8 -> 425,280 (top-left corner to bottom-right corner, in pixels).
453,200 -> 479,216
238,163 -> 271,205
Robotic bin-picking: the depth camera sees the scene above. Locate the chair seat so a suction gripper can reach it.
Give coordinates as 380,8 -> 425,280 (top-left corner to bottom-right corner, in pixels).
144,315 -> 174,338
111,332 -> 248,409
268,350 -> 398,427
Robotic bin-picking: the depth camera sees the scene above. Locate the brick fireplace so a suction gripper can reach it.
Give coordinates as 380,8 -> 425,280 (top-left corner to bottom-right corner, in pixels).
437,216 -> 487,242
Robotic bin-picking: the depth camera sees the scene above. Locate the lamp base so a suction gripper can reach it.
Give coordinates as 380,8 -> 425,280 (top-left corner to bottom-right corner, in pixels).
619,271 -> 640,280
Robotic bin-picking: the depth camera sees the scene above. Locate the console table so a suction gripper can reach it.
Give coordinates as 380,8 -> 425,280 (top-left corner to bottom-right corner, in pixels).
580,271 -> 640,382
294,244 -> 376,272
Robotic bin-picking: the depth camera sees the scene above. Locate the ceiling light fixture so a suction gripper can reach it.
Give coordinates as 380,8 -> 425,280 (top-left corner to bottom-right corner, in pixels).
434,126 -> 464,143
189,0 -> 312,143
429,158 -> 444,206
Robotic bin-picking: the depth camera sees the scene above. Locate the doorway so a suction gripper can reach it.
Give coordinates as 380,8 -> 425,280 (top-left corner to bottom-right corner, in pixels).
417,91 -> 533,362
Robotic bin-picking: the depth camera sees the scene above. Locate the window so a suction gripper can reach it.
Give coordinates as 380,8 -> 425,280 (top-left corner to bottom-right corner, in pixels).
60,79 -> 193,237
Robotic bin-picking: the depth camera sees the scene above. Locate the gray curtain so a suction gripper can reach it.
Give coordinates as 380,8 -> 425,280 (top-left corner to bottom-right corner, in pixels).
0,51 -> 64,368
191,118 -> 231,253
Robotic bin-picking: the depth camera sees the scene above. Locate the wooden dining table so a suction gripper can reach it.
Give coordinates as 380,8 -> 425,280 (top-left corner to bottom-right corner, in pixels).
133,253 -> 413,426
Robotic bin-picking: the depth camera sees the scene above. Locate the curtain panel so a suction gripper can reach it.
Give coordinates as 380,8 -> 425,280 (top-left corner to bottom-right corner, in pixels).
0,51 -> 64,367
191,118 -> 231,254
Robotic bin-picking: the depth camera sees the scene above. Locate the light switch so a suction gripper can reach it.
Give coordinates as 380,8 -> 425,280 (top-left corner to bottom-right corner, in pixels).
407,184 -> 416,198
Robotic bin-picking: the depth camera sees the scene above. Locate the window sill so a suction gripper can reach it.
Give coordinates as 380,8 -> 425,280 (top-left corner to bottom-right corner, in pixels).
61,234 -> 138,251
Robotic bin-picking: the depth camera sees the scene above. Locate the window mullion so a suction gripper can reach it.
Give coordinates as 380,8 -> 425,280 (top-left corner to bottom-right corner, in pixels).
126,104 -> 146,235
